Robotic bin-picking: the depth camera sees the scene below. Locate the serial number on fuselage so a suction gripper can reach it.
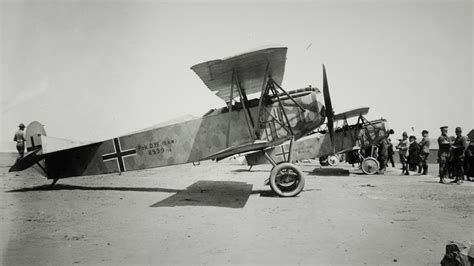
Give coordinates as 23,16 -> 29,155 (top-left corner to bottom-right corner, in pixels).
136,140 -> 176,155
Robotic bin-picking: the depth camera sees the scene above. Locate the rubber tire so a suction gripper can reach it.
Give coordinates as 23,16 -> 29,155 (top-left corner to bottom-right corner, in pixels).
319,156 -> 329,166
269,162 -> 305,197
328,155 -> 339,166
361,157 -> 379,175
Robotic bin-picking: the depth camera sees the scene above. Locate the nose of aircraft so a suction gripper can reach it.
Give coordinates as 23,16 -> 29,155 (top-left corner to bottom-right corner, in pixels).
318,100 -> 326,122
294,91 -> 320,113
294,91 -> 326,125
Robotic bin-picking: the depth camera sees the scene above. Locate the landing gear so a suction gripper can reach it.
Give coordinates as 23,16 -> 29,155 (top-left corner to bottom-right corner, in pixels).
361,157 -> 379,175
327,155 -> 339,166
264,138 -> 306,197
269,162 -> 305,197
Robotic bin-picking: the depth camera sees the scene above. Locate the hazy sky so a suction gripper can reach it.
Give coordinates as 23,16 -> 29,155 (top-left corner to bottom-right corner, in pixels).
1,0 -> 472,151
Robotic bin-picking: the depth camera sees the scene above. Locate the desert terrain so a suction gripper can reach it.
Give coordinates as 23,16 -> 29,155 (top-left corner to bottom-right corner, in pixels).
1,152 -> 473,265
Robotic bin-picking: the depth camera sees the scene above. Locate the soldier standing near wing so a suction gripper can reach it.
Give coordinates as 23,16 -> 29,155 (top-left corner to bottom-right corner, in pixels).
13,123 -> 26,159
418,130 -> 430,175
437,126 -> 452,184
377,133 -> 389,174
450,127 -> 468,184
396,132 -> 409,175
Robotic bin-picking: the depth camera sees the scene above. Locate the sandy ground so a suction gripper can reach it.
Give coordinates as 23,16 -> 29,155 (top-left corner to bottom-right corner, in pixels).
1,152 -> 473,265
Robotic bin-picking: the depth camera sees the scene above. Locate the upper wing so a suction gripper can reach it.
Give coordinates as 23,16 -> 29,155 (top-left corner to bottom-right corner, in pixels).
191,47 -> 287,103
333,107 -> 369,121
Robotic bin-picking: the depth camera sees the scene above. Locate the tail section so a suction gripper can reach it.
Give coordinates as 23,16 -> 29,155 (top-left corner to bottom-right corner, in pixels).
25,121 -> 46,153
9,121 -> 46,172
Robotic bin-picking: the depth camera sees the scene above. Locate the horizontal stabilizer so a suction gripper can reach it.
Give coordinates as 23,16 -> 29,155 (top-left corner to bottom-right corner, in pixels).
333,107 -> 369,121
9,149 -> 43,172
41,136 -> 93,154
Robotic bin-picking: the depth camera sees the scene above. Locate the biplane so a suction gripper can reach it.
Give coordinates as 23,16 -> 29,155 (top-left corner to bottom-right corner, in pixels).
10,47 -> 355,197
244,107 -> 390,175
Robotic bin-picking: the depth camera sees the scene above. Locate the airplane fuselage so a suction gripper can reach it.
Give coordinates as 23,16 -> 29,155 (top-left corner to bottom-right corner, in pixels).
44,90 -> 325,179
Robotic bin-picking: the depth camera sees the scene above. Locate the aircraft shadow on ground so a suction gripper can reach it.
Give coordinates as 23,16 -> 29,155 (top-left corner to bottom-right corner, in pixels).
305,167 -> 350,176
6,181 -> 269,208
7,184 -> 181,193
151,180 -> 255,208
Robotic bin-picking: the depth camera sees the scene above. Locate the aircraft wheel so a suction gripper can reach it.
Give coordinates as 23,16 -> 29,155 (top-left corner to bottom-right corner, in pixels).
361,157 -> 379,175
319,156 -> 329,166
269,162 -> 305,197
328,155 -> 339,166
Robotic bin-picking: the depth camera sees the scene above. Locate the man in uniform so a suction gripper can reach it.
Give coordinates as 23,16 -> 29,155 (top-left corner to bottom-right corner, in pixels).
438,126 -> 452,183
408,135 -> 420,171
13,123 -> 26,159
387,138 -> 395,167
377,132 -> 389,174
418,130 -> 430,175
451,127 -> 468,184
396,131 -> 409,175
464,130 -> 474,181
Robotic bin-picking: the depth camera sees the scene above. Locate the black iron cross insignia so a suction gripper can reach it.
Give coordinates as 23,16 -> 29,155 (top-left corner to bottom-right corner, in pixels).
102,138 -> 136,172
275,145 -> 289,161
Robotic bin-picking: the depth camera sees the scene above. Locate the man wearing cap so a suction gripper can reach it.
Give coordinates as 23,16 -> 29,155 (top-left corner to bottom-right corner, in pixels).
418,130 -> 430,175
464,130 -> 474,181
387,138 -> 395,167
408,135 -> 420,171
451,127 -> 468,183
437,126 -> 452,183
377,132 -> 389,174
13,123 -> 26,159
396,132 -> 409,175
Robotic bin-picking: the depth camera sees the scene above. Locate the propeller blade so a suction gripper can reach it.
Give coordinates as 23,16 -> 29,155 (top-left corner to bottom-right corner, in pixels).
322,64 -> 335,153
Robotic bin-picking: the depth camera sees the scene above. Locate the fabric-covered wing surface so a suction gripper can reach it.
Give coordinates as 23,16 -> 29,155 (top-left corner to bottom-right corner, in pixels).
191,47 -> 287,103
333,107 -> 370,121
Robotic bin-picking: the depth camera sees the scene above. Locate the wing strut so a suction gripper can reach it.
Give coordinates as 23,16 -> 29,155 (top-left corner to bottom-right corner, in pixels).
233,71 -> 257,140
253,77 -> 306,139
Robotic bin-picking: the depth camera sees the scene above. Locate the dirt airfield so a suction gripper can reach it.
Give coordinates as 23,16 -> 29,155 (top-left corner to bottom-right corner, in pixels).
1,152 -> 473,265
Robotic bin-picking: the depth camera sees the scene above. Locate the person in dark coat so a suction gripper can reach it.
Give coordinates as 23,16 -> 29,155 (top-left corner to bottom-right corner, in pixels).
408,135 -> 420,172
377,135 -> 389,174
418,130 -> 430,175
464,131 -> 474,181
451,127 -> 468,183
387,138 -> 395,167
438,126 -> 452,183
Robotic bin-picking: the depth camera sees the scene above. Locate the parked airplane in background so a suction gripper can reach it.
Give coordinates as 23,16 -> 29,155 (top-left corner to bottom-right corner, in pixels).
244,108 -> 390,176
9,47 -> 372,197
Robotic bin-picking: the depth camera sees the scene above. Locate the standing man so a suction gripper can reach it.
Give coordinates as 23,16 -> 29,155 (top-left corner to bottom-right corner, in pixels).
451,127 -> 468,184
396,132 -> 409,175
418,130 -> 431,175
464,131 -> 474,181
408,136 -> 420,171
387,138 -> 395,167
377,133 -> 389,174
13,123 -> 26,159
438,126 -> 452,183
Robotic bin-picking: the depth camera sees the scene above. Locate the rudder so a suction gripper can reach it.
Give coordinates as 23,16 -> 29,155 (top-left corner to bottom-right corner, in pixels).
25,121 -> 46,152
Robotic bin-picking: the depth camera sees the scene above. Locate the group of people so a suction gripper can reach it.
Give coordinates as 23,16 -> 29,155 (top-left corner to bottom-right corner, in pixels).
372,126 -> 473,185
380,126 -> 472,184
394,130 -> 431,176
436,126 -> 471,184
